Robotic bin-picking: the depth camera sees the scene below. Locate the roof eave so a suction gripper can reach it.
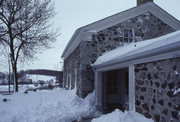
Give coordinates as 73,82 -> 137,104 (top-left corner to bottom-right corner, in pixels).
61,29 -> 81,59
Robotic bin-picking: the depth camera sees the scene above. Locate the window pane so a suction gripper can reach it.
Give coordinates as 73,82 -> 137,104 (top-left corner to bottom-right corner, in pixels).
124,29 -> 128,37
128,30 -> 133,38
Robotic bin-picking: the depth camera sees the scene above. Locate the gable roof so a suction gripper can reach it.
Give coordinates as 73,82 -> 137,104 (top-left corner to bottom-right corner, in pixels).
92,30 -> 180,68
61,2 -> 180,59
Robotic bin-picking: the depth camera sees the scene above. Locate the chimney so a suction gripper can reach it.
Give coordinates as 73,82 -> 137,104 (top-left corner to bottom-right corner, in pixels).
137,0 -> 153,6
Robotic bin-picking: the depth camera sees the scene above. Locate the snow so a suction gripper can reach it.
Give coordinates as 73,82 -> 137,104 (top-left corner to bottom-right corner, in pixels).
0,89 -> 98,122
137,17 -> 143,24
0,87 -> 155,122
174,70 -> 179,76
0,84 -> 37,93
0,85 -> 13,91
92,109 -> 154,122
27,74 -> 56,83
173,88 -> 180,95
93,30 -> 180,66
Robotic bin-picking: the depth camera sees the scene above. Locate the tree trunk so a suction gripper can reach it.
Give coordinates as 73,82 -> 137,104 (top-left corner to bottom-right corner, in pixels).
10,45 -> 19,92
9,25 -> 19,92
14,64 -> 18,92
12,62 -> 18,92
8,58 -> 11,93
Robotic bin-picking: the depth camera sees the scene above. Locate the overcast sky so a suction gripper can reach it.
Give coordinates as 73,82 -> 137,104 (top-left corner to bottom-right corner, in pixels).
1,0 -> 180,72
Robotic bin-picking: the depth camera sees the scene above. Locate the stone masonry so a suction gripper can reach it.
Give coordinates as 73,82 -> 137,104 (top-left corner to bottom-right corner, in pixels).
135,57 -> 180,122
63,12 -> 175,98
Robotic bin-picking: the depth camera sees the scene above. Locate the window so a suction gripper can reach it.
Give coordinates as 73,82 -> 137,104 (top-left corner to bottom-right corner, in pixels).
116,28 -> 134,44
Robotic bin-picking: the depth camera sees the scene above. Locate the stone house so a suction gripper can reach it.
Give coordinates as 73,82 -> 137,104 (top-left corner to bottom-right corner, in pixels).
61,0 -> 180,121
62,0 -> 180,96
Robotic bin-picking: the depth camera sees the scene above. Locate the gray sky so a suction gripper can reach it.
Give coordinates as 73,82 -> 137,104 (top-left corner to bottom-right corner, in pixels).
1,0 -> 180,71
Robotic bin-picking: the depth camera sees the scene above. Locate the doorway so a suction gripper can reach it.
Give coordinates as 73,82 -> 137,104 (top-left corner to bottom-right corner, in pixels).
102,68 -> 129,113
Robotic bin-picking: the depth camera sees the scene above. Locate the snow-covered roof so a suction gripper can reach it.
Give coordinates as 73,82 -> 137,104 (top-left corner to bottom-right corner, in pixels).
61,2 -> 180,59
92,30 -> 180,67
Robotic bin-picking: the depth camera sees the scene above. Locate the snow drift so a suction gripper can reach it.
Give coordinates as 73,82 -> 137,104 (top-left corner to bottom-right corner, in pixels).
92,109 -> 154,122
0,89 -> 98,122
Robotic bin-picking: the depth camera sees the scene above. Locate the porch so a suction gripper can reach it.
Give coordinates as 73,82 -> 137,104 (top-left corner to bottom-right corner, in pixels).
94,65 -> 135,113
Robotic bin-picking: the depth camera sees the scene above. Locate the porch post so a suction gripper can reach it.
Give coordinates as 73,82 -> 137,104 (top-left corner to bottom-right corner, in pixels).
95,71 -> 103,111
95,71 -> 98,106
129,65 -> 135,111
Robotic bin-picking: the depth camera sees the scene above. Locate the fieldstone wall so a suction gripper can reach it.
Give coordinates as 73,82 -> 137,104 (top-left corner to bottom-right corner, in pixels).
63,42 -> 97,97
63,12 -> 175,98
94,12 -> 174,56
135,57 -> 180,122
63,44 -> 83,96
80,41 -> 99,97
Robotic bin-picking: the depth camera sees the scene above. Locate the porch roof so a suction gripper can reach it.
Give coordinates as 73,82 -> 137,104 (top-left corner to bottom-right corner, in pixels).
92,30 -> 180,68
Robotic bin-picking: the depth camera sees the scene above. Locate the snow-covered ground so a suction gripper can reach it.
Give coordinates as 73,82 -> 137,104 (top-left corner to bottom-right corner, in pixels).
0,85 -> 13,92
0,88 -> 98,122
26,74 -> 56,83
0,88 -> 154,122
92,109 -> 153,122
0,84 -> 38,92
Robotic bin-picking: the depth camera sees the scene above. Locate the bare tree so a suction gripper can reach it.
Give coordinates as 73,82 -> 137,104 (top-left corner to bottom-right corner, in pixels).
0,0 -> 58,92
0,42 -> 12,92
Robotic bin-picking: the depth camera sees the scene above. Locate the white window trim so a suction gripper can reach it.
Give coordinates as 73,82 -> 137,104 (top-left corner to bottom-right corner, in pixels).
116,28 -> 135,44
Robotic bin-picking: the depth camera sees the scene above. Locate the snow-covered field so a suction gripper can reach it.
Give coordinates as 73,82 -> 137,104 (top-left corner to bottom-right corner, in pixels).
0,85 -> 14,92
0,88 -> 98,122
0,84 -> 39,93
26,74 -> 56,83
0,88 -> 154,122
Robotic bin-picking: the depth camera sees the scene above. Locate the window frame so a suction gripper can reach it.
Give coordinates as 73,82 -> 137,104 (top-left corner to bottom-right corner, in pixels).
116,28 -> 135,45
